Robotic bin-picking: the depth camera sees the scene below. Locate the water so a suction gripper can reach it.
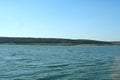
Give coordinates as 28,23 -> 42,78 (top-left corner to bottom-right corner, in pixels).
0,45 -> 120,80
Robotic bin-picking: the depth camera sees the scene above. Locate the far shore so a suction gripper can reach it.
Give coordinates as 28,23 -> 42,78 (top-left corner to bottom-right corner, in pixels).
0,43 -> 119,46
0,37 -> 119,46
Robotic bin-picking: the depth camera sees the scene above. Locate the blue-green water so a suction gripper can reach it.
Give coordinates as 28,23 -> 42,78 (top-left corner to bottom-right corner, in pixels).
0,45 -> 120,80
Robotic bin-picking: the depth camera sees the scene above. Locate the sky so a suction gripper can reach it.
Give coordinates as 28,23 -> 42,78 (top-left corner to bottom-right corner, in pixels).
0,0 -> 120,41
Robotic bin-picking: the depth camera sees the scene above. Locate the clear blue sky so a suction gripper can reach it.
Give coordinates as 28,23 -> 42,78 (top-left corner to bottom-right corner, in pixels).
0,0 -> 120,41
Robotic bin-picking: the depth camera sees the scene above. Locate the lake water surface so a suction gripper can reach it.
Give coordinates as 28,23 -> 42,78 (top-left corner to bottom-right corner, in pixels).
0,45 -> 120,80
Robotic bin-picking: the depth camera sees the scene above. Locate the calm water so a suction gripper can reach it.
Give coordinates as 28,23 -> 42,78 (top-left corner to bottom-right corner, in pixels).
0,45 -> 120,80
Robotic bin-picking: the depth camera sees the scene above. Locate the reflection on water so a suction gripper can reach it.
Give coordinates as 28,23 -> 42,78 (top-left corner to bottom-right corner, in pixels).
0,45 -> 120,80
112,56 -> 120,80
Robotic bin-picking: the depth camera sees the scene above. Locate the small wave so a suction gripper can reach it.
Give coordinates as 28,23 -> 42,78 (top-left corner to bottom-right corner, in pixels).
37,73 -> 69,80
46,63 -> 69,68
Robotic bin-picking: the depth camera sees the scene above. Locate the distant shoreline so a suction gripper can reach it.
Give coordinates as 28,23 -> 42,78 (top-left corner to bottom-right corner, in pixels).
0,43 -> 119,46
0,37 -> 119,46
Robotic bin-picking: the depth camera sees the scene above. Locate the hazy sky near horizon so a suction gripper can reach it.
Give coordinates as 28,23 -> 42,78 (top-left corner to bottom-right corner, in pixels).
0,0 -> 120,41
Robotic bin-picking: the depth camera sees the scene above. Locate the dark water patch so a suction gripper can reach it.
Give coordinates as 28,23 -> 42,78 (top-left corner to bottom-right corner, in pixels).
37,73 -> 70,80
14,79 -> 25,80
46,63 -> 69,68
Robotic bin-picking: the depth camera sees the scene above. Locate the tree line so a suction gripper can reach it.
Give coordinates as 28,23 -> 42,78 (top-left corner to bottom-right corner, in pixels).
0,37 -> 112,45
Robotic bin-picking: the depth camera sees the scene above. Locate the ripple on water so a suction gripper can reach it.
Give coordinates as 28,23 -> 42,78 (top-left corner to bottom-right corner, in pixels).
0,45 -> 120,80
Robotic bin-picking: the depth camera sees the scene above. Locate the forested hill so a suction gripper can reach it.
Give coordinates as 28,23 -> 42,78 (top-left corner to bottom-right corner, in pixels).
0,37 -> 114,45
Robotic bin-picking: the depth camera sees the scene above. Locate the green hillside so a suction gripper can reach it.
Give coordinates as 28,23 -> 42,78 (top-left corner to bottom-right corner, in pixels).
0,37 -> 114,46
